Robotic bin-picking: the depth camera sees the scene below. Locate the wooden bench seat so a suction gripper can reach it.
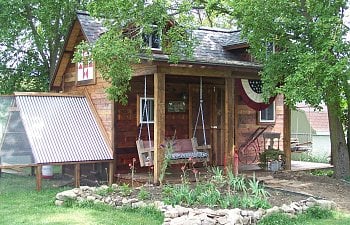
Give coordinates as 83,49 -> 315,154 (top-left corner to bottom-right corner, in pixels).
136,138 -> 210,167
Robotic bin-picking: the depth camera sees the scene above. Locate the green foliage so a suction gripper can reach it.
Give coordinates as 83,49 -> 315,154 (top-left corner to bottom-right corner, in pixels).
73,1 -> 197,103
302,206 -> 334,220
311,169 -> 334,177
95,186 -> 115,197
259,149 -> 285,169
0,173 -> 163,225
0,0 -> 87,93
258,212 -> 295,225
119,183 -> 133,197
138,186 -> 151,200
291,152 -> 329,163
230,0 -> 350,177
162,167 -> 270,209
159,138 -> 175,185
258,206 -> 335,225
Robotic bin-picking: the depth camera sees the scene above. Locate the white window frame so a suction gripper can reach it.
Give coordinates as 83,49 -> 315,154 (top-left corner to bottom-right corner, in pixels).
143,25 -> 161,50
139,97 -> 154,124
259,101 -> 275,123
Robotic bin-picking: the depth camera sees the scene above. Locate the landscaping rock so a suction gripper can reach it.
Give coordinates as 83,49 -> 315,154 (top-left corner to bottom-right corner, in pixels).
55,186 -> 338,225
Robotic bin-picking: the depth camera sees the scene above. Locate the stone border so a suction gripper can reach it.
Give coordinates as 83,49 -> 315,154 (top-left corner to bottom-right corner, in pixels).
55,184 -> 336,225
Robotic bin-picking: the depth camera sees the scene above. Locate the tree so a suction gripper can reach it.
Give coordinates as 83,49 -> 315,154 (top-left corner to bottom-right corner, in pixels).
227,0 -> 350,178
0,0 -> 86,94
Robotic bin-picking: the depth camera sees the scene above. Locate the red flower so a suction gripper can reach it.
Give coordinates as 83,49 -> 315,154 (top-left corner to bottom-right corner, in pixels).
192,169 -> 198,174
188,157 -> 192,161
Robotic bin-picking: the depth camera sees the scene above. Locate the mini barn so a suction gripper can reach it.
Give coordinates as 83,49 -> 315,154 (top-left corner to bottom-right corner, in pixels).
51,11 -> 292,183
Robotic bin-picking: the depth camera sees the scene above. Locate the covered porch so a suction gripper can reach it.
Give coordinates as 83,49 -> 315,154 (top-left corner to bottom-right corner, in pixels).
113,62 -> 293,183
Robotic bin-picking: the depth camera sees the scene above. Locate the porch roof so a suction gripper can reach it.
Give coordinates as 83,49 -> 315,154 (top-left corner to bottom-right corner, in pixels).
76,11 -> 261,69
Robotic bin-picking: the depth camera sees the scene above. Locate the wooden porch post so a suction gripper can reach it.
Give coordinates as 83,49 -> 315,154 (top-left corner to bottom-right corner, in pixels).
36,165 -> 42,191
75,163 -> 81,187
108,161 -> 114,185
283,103 -> 292,170
153,73 -> 166,184
224,77 -> 235,170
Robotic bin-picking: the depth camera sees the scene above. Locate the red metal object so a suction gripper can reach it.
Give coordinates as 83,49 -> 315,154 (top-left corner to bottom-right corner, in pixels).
234,150 -> 239,176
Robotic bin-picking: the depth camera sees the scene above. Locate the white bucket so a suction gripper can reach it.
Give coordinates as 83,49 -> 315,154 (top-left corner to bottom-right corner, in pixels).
42,165 -> 53,179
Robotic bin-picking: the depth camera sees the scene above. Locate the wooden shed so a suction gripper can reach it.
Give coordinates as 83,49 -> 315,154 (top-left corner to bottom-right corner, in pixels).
51,11 -> 291,183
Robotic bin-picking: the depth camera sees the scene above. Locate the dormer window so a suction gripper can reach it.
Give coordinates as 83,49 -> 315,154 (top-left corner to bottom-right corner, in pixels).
143,25 -> 161,50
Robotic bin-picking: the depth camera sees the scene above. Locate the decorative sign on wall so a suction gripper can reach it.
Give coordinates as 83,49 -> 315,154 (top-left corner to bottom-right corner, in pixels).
167,101 -> 186,112
236,79 -> 275,111
76,51 -> 95,84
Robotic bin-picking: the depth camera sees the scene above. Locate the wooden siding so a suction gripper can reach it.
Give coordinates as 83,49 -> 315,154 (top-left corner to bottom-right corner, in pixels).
236,92 -> 285,161
61,29 -> 113,144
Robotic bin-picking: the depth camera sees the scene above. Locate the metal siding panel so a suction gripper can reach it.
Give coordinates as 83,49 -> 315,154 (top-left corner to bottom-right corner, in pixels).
15,95 -> 112,164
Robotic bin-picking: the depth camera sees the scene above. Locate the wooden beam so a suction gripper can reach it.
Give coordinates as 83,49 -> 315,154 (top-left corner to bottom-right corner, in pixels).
36,165 -> 42,191
224,77 -> 235,169
75,163 -> 81,188
153,73 -> 166,184
283,103 -> 292,170
108,162 -> 114,185
132,64 -> 157,77
158,65 -> 231,78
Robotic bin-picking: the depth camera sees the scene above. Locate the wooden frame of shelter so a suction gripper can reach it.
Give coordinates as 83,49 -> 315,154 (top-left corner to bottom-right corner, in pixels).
50,11 -> 292,184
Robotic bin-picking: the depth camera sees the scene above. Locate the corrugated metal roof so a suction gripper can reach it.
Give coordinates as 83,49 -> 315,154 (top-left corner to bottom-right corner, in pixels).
15,94 -> 113,164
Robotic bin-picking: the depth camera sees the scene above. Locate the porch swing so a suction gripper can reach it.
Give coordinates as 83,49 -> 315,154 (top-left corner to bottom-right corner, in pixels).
136,76 -> 210,167
190,76 -> 211,154
136,76 -> 154,167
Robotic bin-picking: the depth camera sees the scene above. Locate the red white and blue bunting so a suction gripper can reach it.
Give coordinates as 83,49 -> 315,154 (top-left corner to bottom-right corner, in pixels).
236,78 -> 275,111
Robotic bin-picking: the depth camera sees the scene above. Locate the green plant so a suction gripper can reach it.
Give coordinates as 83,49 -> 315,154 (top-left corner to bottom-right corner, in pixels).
210,166 -> 226,187
258,212 -> 295,225
311,169 -> 334,177
138,187 -> 151,200
95,186 -> 115,197
248,173 -> 269,198
259,149 -> 285,170
227,169 -> 247,193
291,152 -> 329,163
159,138 -> 175,185
119,183 -> 133,197
302,206 -> 334,220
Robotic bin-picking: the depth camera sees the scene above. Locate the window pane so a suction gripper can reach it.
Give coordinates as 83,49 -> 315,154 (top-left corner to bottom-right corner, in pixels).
260,102 -> 275,122
140,98 -> 154,123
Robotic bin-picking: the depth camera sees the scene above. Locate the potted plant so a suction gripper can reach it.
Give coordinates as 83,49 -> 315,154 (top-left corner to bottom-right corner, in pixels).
259,149 -> 285,171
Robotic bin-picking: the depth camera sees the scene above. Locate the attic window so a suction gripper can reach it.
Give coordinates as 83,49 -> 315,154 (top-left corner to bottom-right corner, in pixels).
142,25 -> 161,50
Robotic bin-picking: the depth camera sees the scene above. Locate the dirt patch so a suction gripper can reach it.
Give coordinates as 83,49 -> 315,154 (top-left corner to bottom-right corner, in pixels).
260,171 -> 350,213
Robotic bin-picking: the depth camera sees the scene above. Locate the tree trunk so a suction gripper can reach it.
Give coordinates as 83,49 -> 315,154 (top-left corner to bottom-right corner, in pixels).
328,103 -> 350,179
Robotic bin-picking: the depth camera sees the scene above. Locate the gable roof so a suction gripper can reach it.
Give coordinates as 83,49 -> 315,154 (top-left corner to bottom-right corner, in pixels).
76,11 -> 260,68
0,94 -> 113,165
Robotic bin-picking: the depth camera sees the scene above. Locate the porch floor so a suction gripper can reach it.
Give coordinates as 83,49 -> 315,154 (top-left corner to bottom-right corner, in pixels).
116,161 -> 333,185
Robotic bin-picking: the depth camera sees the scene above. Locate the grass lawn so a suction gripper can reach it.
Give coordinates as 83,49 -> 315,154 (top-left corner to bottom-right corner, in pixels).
258,207 -> 350,225
0,173 -> 163,225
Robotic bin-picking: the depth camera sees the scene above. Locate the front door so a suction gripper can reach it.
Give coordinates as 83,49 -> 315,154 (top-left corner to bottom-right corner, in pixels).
189,83 -> 225,166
